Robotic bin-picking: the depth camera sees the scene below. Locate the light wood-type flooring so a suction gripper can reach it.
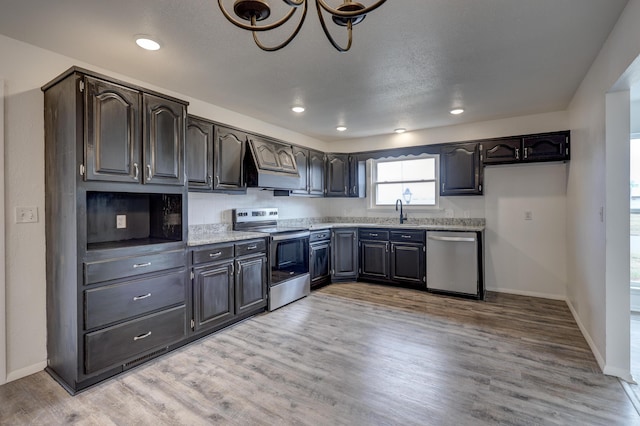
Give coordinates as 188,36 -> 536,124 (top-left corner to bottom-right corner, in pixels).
2,283 -> 639,425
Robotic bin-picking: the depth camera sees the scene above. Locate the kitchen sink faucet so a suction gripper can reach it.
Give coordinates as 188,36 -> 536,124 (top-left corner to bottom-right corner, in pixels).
395,199 -> 407,224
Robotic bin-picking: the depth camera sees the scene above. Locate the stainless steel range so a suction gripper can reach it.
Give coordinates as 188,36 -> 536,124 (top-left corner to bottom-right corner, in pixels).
233,208 -> 310,311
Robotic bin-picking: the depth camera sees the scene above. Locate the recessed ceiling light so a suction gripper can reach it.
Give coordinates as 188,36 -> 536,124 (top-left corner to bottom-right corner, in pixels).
394,128 -> 406,134
336,126 -> 347,132
291,106 -> 305,113
135,36 -> 161,51
450,108 -> 464,115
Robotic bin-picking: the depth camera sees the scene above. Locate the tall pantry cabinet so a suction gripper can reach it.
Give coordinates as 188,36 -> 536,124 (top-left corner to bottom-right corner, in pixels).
43,67 -> 189,394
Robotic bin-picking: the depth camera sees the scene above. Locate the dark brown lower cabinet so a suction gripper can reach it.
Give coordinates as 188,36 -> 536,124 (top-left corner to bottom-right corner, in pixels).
331,228 -> 358,281
193,261 -> 235,332
357,228 -> 426,287
390,243 -> 425,285
85,305 -> 187,374
236,254 -> 268,315
359,240 -> 390,281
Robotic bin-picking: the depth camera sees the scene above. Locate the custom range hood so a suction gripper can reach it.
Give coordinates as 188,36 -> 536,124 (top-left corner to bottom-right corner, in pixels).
244,135 -> 301,190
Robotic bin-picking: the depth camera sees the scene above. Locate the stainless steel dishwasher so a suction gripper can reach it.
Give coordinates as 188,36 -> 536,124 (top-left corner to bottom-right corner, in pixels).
426,231 -> 479,297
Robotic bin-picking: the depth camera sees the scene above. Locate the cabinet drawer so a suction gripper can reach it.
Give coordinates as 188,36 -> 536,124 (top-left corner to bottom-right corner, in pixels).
84,269 -> 186,330
84,249 -> 186,284
192,244 -> 234,265
235,239 -> 266,256
390,230 -> 425,243
358,229 -> 389,241
85,305 -> 186,374
309,230 -> 331,243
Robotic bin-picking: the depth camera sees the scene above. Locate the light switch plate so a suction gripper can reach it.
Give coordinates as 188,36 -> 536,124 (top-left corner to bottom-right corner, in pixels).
16,206 -> 38,223
116,214 -> 127,229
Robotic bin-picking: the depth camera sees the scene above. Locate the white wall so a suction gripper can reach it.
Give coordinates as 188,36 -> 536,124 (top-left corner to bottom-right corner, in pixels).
0,78 -> 6,385
188,190 -> 327,225
484,164 -> 567,299
566,0 -> 640,378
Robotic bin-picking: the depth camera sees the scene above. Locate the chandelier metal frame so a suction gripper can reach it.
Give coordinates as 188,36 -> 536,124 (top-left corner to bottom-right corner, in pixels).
217,0 -> 388,52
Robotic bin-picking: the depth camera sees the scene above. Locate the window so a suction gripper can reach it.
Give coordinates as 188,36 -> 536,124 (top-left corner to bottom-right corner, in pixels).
371,156 -> 438,207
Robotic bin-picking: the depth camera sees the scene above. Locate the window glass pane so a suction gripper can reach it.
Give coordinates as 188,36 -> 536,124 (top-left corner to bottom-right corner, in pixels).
376,182 -> 436,205
375,158 -> 435,182
376,161 -> 402,182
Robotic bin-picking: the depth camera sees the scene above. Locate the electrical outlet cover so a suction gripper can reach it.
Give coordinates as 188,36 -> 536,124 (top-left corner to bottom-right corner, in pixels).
116,215 -> 127,229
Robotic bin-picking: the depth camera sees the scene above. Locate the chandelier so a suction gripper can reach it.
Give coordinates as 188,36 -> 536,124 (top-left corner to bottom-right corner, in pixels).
217,0 -> 388,52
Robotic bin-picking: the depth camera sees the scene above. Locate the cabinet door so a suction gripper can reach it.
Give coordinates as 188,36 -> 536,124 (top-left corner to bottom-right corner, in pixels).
193,261 -> 235,332
292,147 -> 310,194
309,150 -> 325,196
143,94 -> 185,186
331,228 -> 357,280
274,143 -> 298,174
359,240 -> 389,281
348,155 -> 365,198
440,143 -> 483,196
214,126 -> 246,190
326,154 -> 349,197
235,255 -> 267,315
482,138 -> 521,165
310,241 -> 331,286
390,243 -> 425,285
84,77 -> 141,183
523,133 -> 569,162
186,117 -> 214,190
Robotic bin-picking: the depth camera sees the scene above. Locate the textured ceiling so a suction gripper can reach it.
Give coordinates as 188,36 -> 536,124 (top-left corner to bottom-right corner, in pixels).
0,0 -> 630,141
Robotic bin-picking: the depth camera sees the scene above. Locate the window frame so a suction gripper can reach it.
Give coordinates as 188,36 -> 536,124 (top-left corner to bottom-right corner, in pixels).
367,154 -> 440,210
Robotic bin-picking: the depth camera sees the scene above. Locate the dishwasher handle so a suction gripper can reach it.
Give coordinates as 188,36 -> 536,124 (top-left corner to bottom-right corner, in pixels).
428,235 -> 476,243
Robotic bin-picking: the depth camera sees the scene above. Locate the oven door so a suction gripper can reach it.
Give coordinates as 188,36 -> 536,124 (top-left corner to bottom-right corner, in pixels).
270,232 -> 310,286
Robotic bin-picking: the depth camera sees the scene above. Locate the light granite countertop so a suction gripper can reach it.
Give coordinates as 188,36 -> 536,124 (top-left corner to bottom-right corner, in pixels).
187,231 -> 266,247
188,218 -> 484,247
308,223 -> 485,232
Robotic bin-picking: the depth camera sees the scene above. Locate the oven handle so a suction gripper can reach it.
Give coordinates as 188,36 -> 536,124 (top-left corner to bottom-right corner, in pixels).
271,231 -> 310,242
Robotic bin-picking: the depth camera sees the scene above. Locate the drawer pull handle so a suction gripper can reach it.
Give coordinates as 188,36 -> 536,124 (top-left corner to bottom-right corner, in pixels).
133,262 -> 152,268
133,293 -> 152,301
209,251 -> 222,257
247,245 -> 258,250
369,233 -> 378,237
401,235 -> 412,239
133,331 -> 152,341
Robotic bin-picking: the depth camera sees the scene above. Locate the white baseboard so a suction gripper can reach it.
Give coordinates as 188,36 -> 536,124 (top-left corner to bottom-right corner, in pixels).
5,361 -> 47,383
487,287 -> 566,301
604,365 -> 635,383
565,298 -> 606,373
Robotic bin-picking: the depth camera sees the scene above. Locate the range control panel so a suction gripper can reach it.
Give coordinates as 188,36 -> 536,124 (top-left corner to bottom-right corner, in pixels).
233,207 -> 279,223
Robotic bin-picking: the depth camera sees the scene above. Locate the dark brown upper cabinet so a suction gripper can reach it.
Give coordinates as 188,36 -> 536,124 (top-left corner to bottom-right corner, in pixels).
440,142 -> 483,196
290,147 -> 325,196
325,153 -> 349,197
482,138 -> 522,165
84,76 -> 186,186
186,118 -> 247,192
309,150 -> 326,196
186,116 -> 214,190
522,132 -> 570,162
214,126 -> 247,191
482,131 -> 570,165
84,77 -> 141,183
